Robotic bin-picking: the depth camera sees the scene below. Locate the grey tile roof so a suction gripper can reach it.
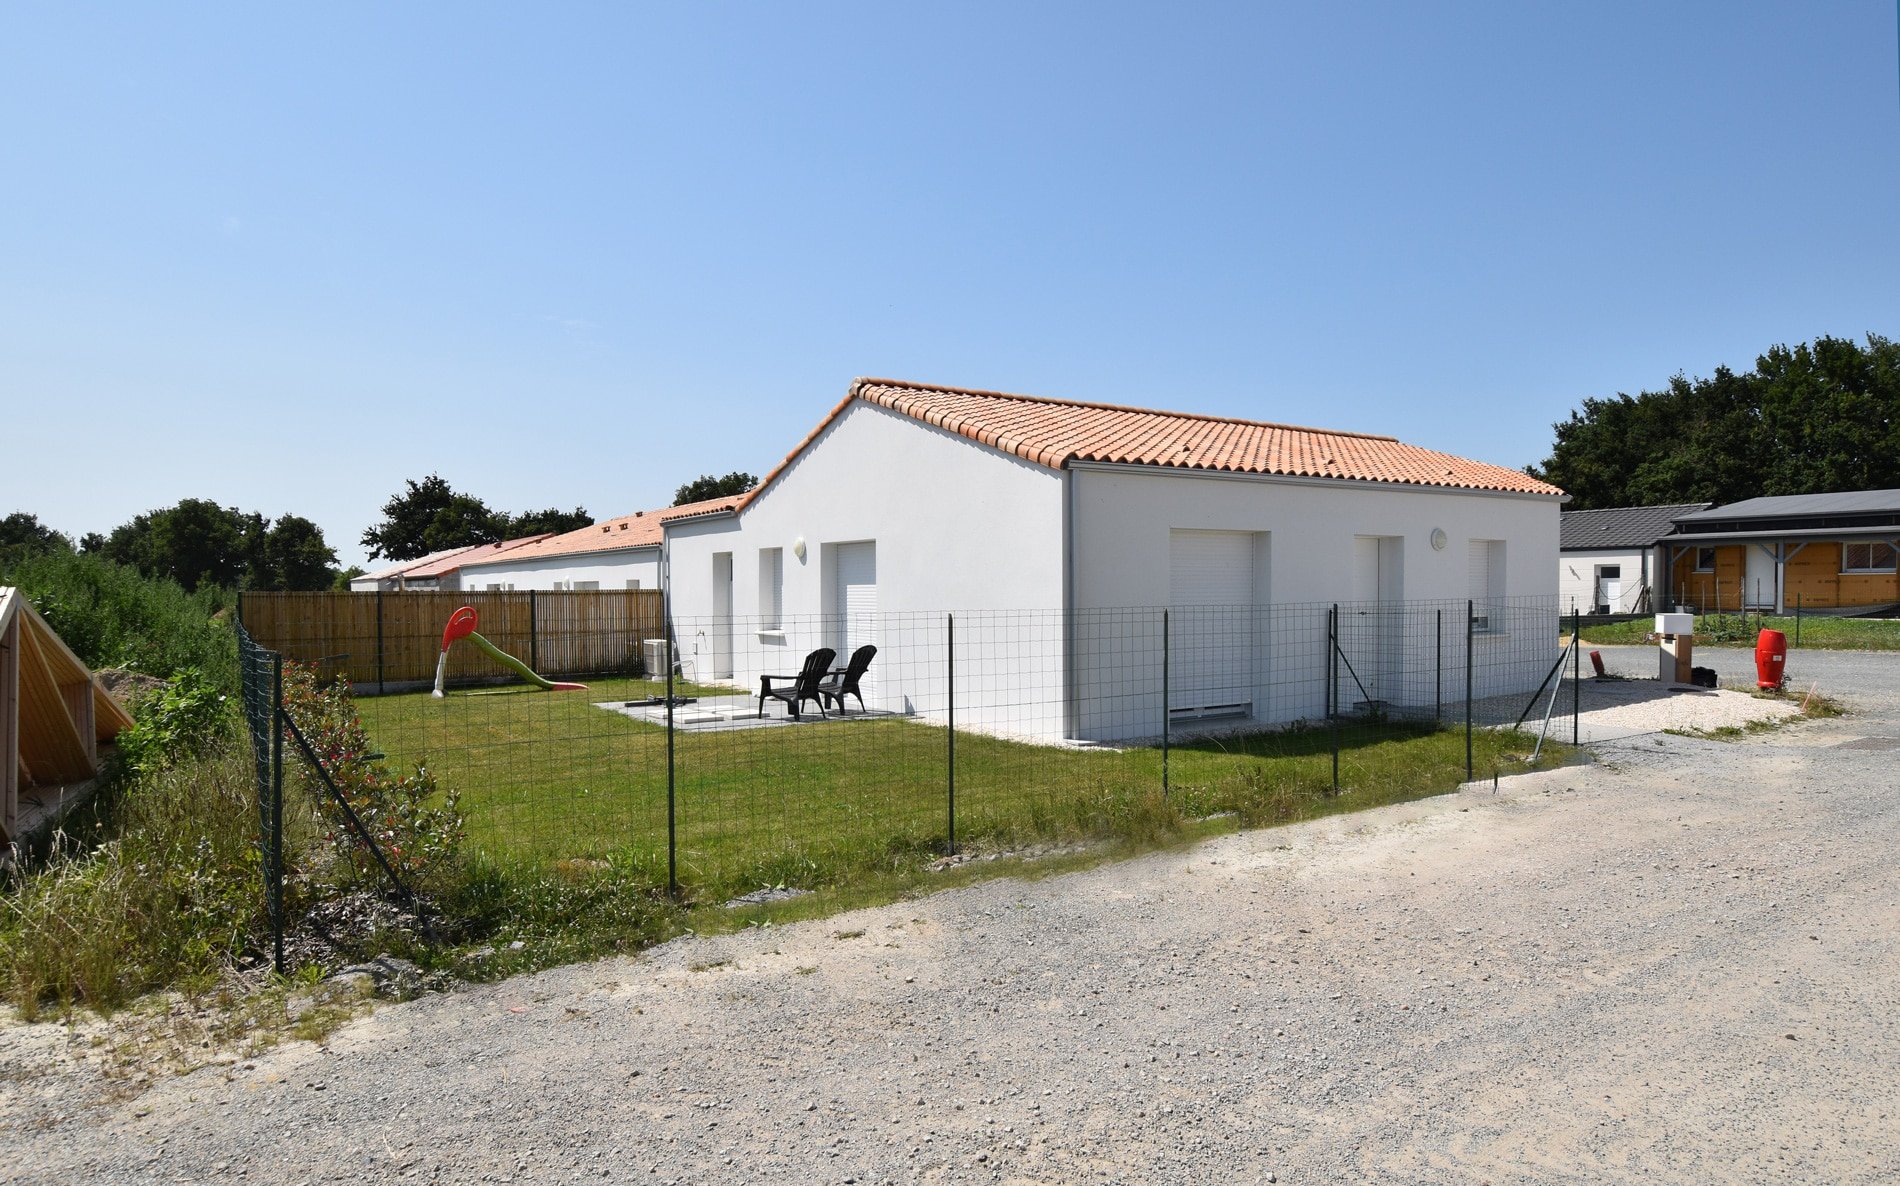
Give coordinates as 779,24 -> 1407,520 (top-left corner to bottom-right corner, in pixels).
1676,489 -> 1900,522
1560,504 -> 1710,550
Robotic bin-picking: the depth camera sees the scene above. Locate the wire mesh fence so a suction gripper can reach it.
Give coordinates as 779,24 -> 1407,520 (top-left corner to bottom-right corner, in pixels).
239,595 -> 1578,945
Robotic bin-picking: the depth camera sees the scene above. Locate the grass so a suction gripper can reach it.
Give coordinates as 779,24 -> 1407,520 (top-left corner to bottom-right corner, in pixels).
357,679 -> 1569,905
1580,612 -> 1900,650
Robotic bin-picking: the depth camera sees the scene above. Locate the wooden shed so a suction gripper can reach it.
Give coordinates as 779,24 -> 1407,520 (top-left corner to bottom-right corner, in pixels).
1,586 -> 135,844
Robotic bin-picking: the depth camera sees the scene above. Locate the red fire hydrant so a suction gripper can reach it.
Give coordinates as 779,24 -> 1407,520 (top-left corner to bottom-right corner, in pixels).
1755,629 -> 1787,691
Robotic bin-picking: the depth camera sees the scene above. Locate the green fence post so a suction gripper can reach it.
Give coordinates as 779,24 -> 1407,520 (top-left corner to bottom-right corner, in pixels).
1465,600 -> 1474,782
1435,608 -> 1442,726
1161,609 -> 1170,800
375,590 -> 386,696
1795,593 -> 1802,647
1329,605 -> 1340,795
1572,606 -> 1581,747
528,589 -> 539,674
946,613 -> 956,856
269,653 -> 285,976
665,621 -> 678,899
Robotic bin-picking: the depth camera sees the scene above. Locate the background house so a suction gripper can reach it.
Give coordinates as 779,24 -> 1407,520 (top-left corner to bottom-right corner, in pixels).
1558,503 -> 1708,615
1665,491 -> 1900,613
664,378 -> 1565,741
347,537 -> 551,593
455,496 -> 741,592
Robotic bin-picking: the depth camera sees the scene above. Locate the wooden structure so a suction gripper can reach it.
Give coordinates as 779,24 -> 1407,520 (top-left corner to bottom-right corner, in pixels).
238,589 -> 666,691
1664,492 -> 1900,613
1,587 -> 135,844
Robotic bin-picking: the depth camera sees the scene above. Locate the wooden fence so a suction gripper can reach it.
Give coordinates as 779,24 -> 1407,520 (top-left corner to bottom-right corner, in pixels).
237,590 -> 666,692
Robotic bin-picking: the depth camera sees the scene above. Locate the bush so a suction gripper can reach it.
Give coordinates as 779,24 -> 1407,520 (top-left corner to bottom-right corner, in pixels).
0,548 -> 235,688
279,664 -> 463,889
115,668 -> 234,776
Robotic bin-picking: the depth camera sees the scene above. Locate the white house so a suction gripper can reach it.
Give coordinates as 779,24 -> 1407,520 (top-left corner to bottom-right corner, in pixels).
1558,504 -> 1708,615
348,540 -> 550,592
664,378 -> 1566,741
456,496 -> 743,592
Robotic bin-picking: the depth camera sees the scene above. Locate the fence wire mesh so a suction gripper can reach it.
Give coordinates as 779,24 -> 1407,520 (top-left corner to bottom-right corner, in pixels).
239,594 -> 1576,910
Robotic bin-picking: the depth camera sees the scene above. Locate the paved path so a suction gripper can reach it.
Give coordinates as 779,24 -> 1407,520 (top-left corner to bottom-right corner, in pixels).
5,651 -> 1898,1184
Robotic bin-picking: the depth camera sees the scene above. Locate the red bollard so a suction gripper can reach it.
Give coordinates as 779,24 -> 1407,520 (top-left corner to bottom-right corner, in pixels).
1755,629 -> 1787,690
1589,649 -> 1605,678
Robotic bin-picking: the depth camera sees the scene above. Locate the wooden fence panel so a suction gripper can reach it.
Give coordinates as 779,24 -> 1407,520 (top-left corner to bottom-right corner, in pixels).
238,590 -> 665,691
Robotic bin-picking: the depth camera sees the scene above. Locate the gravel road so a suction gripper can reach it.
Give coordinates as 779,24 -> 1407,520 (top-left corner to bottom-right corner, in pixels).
5,648 -> 1898,1184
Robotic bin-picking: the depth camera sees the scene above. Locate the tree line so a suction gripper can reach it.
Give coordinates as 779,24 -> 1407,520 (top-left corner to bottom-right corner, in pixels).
1529,333 -> 1900,511
2,471 -> 757,594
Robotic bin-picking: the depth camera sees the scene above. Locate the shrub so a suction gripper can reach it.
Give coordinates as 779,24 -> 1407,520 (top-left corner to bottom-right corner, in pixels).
279,664 -> 463,890
115,668 -> 234,776
0,548 -> 235,688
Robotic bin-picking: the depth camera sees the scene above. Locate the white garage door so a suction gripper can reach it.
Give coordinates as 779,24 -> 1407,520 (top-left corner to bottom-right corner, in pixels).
834,541 -> 877,701
1168,529 -> 1253,716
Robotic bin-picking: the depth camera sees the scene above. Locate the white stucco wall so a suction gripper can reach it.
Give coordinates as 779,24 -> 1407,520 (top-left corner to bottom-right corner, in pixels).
1067,466 -> 1562,737
1559,548 -> 1657,615
457,548 -> 661,592
664,400 -> 1067,732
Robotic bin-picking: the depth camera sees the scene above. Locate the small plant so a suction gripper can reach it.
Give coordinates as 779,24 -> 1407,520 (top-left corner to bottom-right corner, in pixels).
115,668 -> 233,775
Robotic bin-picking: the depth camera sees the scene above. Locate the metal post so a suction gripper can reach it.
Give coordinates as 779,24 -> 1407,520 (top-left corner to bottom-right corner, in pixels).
528,589 -> 539,674
269,653 -> 285,976
1572,606 -> 1581,747
1465,600 -> 1474,782
1434,609 -> 1442,726
375,591 -> 386,696
665,620 -> 678,899
1795,593 -> 1802,647
1161,609 -> 1170,799
946,613 -> 956,855
1329,605 -> 1339,795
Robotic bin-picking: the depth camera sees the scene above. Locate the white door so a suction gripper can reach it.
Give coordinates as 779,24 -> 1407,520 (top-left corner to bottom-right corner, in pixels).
1344,536 -> 1400,709
710,552 -> 734,679
1168,529 -> 1253,717
1744,544 -> 1775,609
834,542 -> 877,702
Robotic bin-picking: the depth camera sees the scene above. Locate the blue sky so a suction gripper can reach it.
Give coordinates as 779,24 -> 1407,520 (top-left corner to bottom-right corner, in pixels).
4,2 -> 1897,569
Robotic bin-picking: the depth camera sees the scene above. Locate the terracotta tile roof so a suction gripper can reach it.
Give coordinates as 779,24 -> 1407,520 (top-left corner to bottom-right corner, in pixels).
735,378 -> 1564,510
356,545 -> 487,583
462,495 -> 744,566
401,535 -> 554,578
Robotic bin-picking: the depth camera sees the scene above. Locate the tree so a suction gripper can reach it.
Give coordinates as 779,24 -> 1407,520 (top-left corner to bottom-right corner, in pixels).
101,498 -> 252,591
360,475 -> 506,562
94,500 -> 338,591
1529,333 -> 1900,510
333,565 -> 366,591
504,506 -> 593,537
258,515 -> 339,591
0,512 -> 71,557
674,471 -> 758,505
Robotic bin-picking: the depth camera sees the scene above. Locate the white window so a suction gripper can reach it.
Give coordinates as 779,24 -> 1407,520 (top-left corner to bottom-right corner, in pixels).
759,547 -> 784,630
1694,547 -> 1717,573
572,580 -> 600,591
1469,539 -> 1506,632
625,579 -> 642,590
486,583 -> 503,591
1842,542 -> 1897,573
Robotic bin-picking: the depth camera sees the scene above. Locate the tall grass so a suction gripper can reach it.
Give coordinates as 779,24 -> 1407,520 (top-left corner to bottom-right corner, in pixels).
1,744 -> 263,1020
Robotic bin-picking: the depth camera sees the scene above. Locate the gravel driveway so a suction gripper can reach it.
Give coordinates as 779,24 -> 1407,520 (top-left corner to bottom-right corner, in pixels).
6,649 -> 1898,1184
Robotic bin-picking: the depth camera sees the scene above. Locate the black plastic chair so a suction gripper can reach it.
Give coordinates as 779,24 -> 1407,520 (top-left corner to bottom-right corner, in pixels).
818,644 -> 877,715
757,648 -> 836,719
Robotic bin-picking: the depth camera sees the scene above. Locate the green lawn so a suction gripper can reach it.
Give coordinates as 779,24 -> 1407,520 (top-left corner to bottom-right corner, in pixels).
1579,612 -> 1900,650
357,678 -> 1563,902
